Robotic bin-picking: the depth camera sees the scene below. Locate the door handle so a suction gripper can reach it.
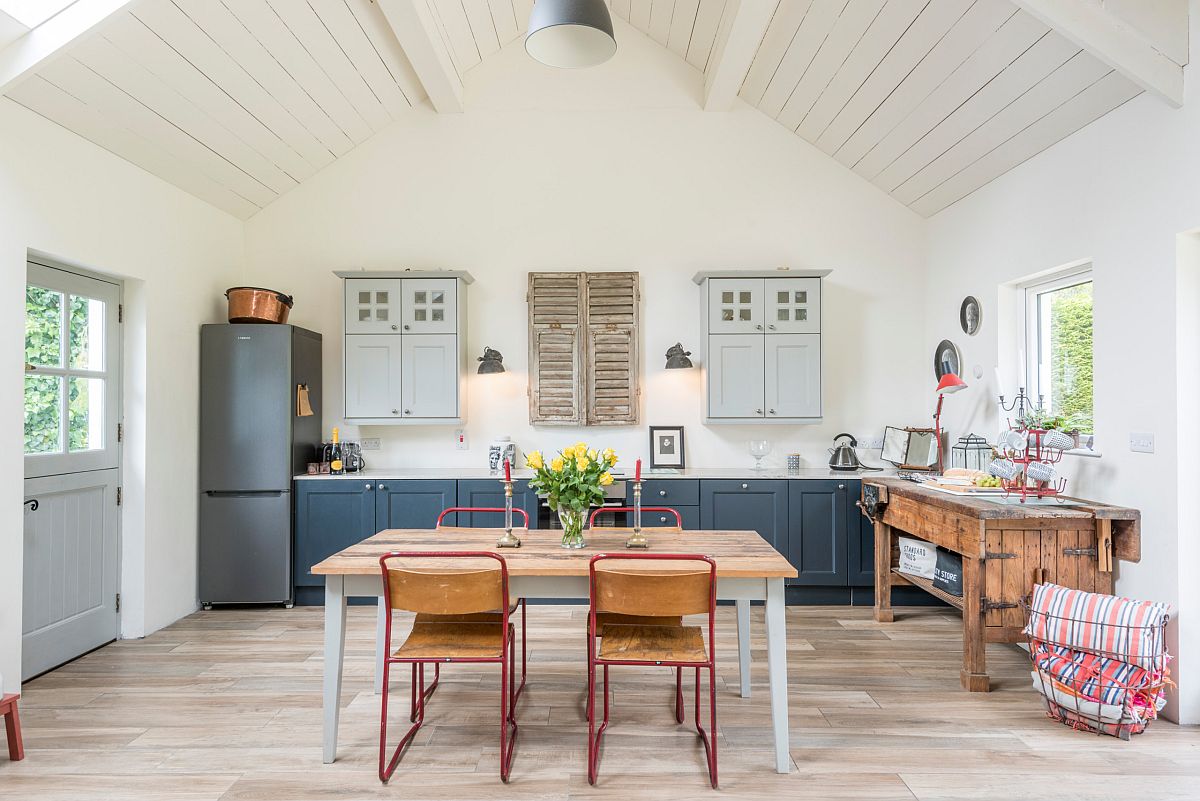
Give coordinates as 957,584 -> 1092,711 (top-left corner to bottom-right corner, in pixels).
658,490 -> 667,497
391,324 -> 398,331
767,324 -> 776,330
741,483 -> 749,490
404,409 -> 412,415
379,484 -> 388,491
392,409 -> 399,415
755,409 -> 764,415
769,409 -> 776,415
24,499 -> 38,512
755,324 -> 763,331
403,324 -> 410,331
364,484 -> 373,491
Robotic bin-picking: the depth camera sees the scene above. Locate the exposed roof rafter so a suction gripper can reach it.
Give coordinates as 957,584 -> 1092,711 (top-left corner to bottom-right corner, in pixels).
703,0 -> 780,111
376,0 -> 464,113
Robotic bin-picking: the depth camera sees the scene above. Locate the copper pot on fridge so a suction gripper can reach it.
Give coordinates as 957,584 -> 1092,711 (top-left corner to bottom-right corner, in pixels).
225,287 -> 293,324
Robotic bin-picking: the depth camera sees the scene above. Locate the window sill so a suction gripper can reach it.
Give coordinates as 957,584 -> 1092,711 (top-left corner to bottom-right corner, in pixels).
1063,448 -> 1102,459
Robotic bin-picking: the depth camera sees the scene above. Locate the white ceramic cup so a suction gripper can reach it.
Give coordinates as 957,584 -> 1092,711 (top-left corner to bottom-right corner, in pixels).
988,459 -> 1021,480
1042,430 -> 1075,451
1025,461 -> 1057,483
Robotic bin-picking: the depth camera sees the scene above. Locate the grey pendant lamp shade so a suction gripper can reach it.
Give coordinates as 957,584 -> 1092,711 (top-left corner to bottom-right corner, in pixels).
525,0 -> 616,68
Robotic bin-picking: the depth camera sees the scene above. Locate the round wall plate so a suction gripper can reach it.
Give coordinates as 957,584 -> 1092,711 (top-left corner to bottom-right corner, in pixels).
934,339 -> 961,379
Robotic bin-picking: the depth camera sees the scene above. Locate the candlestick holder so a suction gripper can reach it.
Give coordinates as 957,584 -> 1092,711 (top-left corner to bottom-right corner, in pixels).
626,481 -> 648,549
496,480 -> 522,548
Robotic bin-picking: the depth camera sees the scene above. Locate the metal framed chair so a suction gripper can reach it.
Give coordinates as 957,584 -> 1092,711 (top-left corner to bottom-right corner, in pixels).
586,553 -> 718,788
378,551 -> 519,783
0,694 -> 24,762
584,507 -> 686,724
398,508 -> 529,722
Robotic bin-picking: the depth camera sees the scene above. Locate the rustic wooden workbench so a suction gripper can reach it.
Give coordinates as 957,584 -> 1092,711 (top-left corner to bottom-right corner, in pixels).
861,478 -> 1140,692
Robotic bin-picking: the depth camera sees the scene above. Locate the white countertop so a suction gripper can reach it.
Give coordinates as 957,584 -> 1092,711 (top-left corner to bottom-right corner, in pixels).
295,466 -> 896,481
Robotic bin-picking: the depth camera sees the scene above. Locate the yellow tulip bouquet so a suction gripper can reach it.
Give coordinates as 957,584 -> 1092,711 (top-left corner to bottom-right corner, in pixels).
526,443 -> 616,549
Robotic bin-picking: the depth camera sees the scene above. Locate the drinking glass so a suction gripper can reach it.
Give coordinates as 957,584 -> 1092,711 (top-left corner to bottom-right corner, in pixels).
749,440 -> 772,469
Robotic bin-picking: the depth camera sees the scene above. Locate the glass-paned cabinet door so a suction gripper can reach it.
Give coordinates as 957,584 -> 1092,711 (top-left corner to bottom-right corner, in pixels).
707,278 -> 764,334
345,279 -> 402,334
765,278 -> 820,334
401,278 -> 457,334
25,262 -> 121,478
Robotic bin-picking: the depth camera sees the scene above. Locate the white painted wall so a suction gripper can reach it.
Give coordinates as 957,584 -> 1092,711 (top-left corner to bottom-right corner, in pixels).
243,28 -> 930,474
0,98 -> 242,692
924,0 -> 1200,722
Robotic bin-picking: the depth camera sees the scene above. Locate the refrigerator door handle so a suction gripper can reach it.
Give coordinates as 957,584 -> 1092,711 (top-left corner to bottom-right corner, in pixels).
204,490 -> 288,497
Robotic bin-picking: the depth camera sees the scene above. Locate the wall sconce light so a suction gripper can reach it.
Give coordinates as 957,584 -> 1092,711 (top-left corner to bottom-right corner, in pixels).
477,346 -> 505,374
664,343 -> 694,370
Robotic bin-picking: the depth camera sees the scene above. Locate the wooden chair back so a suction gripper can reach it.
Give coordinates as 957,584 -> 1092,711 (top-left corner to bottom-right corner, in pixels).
380,552 -> 508,616
589,554 -> 716,618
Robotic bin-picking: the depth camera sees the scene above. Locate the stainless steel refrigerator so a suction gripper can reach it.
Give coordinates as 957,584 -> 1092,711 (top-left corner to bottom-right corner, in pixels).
199,324 -> 322,607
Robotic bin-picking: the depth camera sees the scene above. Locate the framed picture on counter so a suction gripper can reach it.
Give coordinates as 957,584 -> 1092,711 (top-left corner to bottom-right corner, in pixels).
649,426 -> 685,469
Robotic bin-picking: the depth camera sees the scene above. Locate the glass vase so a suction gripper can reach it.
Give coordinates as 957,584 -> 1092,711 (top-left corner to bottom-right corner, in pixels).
557,506 -> 587,549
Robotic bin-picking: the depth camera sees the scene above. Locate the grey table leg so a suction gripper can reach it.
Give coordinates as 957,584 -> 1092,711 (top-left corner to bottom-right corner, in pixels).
322,576 -> 347,764
736,599 -> 752,698
764,577 -> 791,774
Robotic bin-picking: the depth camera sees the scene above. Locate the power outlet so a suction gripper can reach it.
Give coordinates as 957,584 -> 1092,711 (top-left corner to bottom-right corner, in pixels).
863,437 -> 884,450
454,429 -> 468,450
1129,433 -> 1155,454
360,438 -> 382,451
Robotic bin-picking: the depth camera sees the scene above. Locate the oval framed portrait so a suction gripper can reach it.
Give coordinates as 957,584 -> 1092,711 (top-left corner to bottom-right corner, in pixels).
960,296 -> 981,336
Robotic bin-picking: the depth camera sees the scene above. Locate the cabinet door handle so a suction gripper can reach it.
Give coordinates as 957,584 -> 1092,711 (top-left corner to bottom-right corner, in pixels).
379,484 -> 387,491
769,409 -> 776,415
391,324 -> 398,331
391,408 -> 399,415
364,484 -> 373,490
755,408 -> 763,415
755,324 -> 763,331
767,324 -> 776,330
838,484 -> 846,490
741,483 -> 749,490
660,516 -> 668,523
658,489 -> 667,497
403,324 -> 410,331
404,409 -> 412,415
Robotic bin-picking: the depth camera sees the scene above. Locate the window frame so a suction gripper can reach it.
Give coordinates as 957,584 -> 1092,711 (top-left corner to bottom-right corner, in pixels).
1019,265 -> 1095,438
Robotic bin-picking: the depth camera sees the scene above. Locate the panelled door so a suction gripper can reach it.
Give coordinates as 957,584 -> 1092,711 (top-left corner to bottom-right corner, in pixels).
23,261 -> 121,679
401,278 -> 456,334
708,278 -> 764,334
765,334 -> 822,418
707,334 -> 765,418
344,278 -> 402,334
400,334 -> 458,418
765,278 -> 820,334
345,335 -> 403,418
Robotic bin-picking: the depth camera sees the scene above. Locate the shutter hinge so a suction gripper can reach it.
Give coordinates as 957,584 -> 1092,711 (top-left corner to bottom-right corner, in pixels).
117,422 -> 123,443
982,597 -> 1019,612
1063,547 -> 1098,557
984,551 -> 1016,560
115,593 -> 121,613
118,304 -> 123,323
116,486 -> 123,506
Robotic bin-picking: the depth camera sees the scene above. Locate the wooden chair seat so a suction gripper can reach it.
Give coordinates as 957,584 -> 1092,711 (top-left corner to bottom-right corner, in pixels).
598,624 -> 708,663
595,612 -> 683,636
393,621 -> 508,660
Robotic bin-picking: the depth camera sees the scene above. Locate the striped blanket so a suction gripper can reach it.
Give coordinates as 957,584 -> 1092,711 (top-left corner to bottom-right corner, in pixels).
1031,642 -> 1152,707
1024,583 -> 1171,670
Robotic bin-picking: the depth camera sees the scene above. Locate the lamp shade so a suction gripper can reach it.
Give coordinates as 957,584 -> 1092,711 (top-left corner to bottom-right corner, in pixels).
936,372 -> 968,394
664,343 -> 693,369
477,347 -> 505,374
525,0 -> 616,68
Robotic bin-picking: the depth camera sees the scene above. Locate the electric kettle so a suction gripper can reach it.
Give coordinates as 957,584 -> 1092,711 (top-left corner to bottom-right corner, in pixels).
828,433 -> 865,471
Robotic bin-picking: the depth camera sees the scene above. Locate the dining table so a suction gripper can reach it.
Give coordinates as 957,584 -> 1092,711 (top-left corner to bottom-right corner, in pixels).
311,526 -> 798,774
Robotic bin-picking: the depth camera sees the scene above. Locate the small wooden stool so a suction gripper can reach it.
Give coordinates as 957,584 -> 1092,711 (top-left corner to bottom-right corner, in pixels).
0,693 -> 24,761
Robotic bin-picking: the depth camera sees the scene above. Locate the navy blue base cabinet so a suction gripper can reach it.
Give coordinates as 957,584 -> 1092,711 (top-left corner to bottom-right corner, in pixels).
788,480 -> 849,586
456,479 -> 541,529
375,479 -> 456,530
700,479 -> 789,552
294,480 -> 376,606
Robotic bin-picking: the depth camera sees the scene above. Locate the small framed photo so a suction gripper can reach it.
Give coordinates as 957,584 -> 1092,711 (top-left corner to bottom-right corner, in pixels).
960,296 -> 981,336
649,426 -> 685,469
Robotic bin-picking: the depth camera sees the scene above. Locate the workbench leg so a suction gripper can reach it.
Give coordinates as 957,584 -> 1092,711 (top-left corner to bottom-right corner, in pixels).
960,557 -> 990,692
873,521 -> 894,623
736,599 -> 751,698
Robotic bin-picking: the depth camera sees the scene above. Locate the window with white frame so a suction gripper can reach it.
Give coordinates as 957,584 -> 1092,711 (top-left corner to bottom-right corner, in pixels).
1021,268 -> 1094,438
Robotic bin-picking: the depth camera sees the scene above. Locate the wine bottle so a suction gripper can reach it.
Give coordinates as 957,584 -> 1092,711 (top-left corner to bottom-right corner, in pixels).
330,427 -> 344,475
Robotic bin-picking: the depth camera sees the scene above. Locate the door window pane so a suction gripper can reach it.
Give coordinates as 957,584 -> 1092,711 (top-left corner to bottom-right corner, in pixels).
432,291 -> 444,304
26,285 -> 62,368
69,295 -> 105,370
777,309 -> 789,321
375,291 -> 388,304
739,309 -> 752,321
25,375 -> 62,454
777,291 -> 788,303
431,308 -> 444,322
69,377 -> 104,451
413,291 -> 427,304
375,308 -> 388,321
721,309 -> 733,321
795,291 -> 807,304
414,309 -> 427,321
358,291 -> 371,304
739,291 -> 752,304
721,291 -> 733,303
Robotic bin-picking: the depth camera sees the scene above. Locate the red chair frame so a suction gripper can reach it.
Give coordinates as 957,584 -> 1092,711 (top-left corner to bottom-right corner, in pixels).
0,694 -> 23,761
588,506 -> 682,528
436,507 -> 530,528
378,551 -> 518,783
586,553 -> 718,788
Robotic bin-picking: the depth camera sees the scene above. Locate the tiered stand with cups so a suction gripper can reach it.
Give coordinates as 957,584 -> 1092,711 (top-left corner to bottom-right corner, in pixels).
995,427 -> 1072,503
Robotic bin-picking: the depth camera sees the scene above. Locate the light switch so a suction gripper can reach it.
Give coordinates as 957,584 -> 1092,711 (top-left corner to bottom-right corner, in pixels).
455,429 -> 468,450
360,438 -> 382,451
1129,433 -> 1155,453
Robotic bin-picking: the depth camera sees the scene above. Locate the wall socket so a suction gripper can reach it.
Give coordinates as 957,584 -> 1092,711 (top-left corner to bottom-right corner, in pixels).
862,437 -> 884,450
360,438 -> 382,451
454,429 -> 468,450
1129,433 -> 1155,453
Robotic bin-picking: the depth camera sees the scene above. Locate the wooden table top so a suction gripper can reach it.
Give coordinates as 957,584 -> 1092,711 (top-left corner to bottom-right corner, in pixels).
864,477 -> 1140,521
311,528 -> 798,578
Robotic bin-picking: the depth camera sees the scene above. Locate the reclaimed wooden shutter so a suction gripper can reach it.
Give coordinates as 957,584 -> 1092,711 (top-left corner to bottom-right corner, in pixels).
528,273 -> 584,424
585,272 -> 639,425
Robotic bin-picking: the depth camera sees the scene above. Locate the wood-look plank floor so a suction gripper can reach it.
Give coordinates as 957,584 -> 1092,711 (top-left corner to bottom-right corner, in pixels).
3,606 -> 1197,800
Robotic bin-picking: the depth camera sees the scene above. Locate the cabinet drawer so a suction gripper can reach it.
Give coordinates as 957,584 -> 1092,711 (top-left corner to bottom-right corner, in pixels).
640,506 -> 700,529
631,480 -> 699,506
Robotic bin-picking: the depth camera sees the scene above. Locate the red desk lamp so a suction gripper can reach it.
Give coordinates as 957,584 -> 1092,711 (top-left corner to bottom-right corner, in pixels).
934,372 -> 968,473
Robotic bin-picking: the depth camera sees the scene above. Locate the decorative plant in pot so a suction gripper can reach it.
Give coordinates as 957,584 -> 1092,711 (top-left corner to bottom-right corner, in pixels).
526,442 -> 617,549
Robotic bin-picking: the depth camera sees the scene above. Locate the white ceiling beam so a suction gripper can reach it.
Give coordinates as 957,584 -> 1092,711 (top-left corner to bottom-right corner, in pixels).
0,0 -> 139,94
703,0 -> 780,112
376,0 -> 464,114
1012,0 -> 1184,107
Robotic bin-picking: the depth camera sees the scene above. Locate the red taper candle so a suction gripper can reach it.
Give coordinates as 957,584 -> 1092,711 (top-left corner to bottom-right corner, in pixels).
504,458 -> 512,482
635,458 -> 641,482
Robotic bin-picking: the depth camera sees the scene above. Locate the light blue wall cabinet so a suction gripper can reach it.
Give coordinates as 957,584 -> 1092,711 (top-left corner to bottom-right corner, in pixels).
695,270 -> 828,424
338,271 -> 471,424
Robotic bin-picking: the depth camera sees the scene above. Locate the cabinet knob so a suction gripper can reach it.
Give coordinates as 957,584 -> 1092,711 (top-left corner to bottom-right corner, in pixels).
404,409 -> 412,415
364,483 -> 372,490
768,324 -> 776,330
391,408 -> 399,415
658,489 -> 667,497
391,324 -> 398,331
838,484 -> 846,490
741,483 -> 749,490
755,409 -> 763,415
379,484 -> 387,491
403,324 -> 410,330
660,516 -> 668,523
755,324 -> 763,331
769,409 -> 776,415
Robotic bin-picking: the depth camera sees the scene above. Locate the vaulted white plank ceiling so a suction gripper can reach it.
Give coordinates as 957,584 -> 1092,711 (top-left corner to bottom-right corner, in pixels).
0,0 -> 1185,219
